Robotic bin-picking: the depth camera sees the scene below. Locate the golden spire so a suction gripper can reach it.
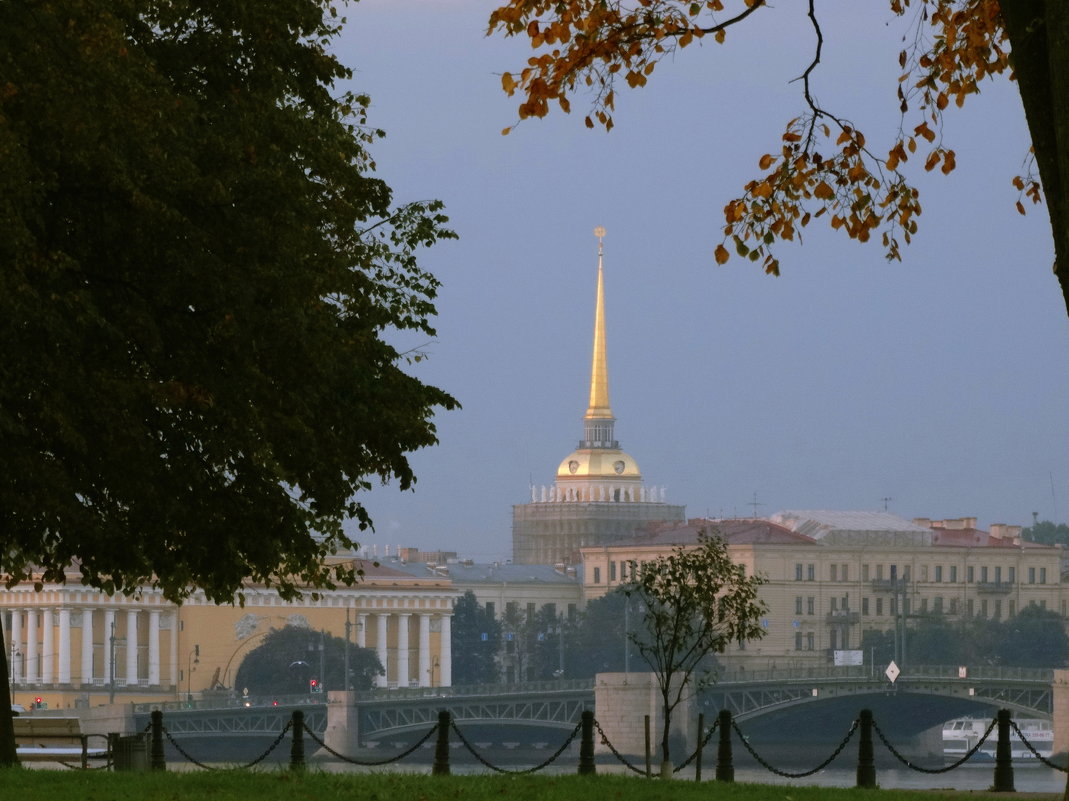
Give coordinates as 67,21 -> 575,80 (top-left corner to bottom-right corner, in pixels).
585,226 -> 612,421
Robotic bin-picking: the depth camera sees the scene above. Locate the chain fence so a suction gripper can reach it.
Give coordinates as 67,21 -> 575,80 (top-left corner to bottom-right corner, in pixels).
591,717 -> 649,775
731,717 -> 858,778
1010,720 -> 1067,773
872,716 -> 995,774
673,718 -> 719,774
449,718 -> 582,774
161,721 -> 292,771
300,721 -> 439,766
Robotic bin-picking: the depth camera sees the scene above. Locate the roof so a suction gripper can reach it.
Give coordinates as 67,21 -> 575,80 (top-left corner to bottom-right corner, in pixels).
633,518 -> 816,548
770,510 -> 933,546
378,558 -> 582,586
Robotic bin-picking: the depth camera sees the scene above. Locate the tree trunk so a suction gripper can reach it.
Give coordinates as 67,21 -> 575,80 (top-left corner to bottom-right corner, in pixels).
0,613 -> 20,765
1000,0 -> 1069,318
660,686 -> 673,778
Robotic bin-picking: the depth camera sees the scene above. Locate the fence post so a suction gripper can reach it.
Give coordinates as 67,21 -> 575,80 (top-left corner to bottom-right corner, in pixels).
644,715 -> 651,778
856,709 -> 876,788
695,712 -> 704,783
992,709 -> 1014,792
433,710 -> 451,776
290,710 -> 305,771
715,709 -> 734,783
150,709 -> 166,771
578,710 -> 596,775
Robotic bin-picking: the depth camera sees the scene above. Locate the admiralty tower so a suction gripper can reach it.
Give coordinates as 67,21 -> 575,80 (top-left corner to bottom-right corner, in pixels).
511,228 -> 685,565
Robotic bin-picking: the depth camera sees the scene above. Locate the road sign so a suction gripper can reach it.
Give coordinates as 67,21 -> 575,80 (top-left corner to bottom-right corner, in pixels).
885,661 -> 901,683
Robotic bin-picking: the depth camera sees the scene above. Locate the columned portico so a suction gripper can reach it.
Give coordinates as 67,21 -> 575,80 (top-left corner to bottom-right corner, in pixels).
57,608 -> 71,684
103,608 -> 115,688
376,613 -> 389,688
41,608 -> 53,684
126,609 -> 139,685
81,608 -> 94,685
439,614 -> 452,687
418,614 -> 431,688
148,610 -> 161,685
10,610 -> 22,684
397,614 -> 410,688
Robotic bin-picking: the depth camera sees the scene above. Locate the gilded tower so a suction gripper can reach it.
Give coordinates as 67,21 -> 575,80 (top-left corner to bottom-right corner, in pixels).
512,228 -> 685,565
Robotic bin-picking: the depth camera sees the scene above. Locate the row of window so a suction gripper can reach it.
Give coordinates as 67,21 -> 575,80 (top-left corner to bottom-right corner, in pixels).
793,595 -> 1047,619
794,562 -> 1048,584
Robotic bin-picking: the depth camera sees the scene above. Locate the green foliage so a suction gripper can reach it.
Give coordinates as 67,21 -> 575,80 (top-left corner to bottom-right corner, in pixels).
0,0 -> 457,606
1022,520 -> 1069,546
450,591 -> 502,684
234,625 -> 382,696
0,0 -> 456,763
623,529 -> 767,765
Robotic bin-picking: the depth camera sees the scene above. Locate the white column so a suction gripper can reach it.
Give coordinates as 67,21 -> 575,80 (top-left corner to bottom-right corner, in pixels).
418,614 -> 432,687
396,613 -> 410,688
439,614 -> 452,687
125,610 -> 139,684
58,608 -> 71,684
356,614 -> 367,648
81,608 -> 94,685
25,611 -> 37,683
169,612 -> 179,689
375,613 -> 389,688
41,608 -> 53,684
10,610 -> 22,683
103,609 -> 115,688
148,610 -> 161,685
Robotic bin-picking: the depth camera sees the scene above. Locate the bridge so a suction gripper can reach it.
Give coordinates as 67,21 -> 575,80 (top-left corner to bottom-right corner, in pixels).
132,665 -> 1055,743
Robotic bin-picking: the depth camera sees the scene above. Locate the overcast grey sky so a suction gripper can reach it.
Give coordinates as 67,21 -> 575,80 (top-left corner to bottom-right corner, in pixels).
337,1 -> 1069,561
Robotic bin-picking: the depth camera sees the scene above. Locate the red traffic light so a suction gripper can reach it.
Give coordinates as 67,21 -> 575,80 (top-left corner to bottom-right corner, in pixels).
34,697 -> 43,708
309,679 -> 318,688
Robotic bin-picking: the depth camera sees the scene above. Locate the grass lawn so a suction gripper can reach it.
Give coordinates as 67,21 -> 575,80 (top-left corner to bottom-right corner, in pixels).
0,771 -> 1063,801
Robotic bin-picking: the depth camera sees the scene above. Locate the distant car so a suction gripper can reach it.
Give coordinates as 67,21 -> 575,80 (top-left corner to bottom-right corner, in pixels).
10,704 -> 26,716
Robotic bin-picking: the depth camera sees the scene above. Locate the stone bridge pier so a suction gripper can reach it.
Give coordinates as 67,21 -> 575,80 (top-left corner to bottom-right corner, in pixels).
1051,669 -> 1069,756
593,673 -> 695,759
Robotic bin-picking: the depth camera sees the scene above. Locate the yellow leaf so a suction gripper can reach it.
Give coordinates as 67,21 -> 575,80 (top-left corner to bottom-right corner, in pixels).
714,29 -> 725,43
758,153 -> 774,170
813,180 -> 834,200
714,244 -> 730,265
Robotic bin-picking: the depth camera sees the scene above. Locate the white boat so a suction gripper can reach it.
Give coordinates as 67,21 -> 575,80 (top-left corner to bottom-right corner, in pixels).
943,717 -> 1053,762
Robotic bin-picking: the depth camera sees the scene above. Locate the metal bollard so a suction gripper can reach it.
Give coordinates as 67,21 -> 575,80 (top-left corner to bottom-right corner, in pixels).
150,709 -> 166,771
992,709 -> 1014,792
433,710 -> 451,776
716,709 -> 734,783
856,709 -> 876,788
644,715 -> 651,778
290,710 -> 305,771
695,712 -> 704,782
578,710 -> 596,775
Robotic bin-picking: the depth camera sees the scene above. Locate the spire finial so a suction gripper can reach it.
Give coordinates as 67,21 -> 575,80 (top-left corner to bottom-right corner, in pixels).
585,226 -> 613,431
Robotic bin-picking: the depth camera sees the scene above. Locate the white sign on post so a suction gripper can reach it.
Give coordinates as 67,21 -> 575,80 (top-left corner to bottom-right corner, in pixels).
885,661 -> 901,684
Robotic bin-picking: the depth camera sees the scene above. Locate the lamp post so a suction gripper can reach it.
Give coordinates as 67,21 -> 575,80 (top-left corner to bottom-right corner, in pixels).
186,644 -> 200,704
108,620 -> 127,705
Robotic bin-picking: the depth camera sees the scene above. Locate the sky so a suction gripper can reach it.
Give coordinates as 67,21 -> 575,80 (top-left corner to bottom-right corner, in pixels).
334,0 -> 1069,562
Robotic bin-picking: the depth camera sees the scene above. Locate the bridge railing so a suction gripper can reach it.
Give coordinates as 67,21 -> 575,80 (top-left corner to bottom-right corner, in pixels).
715,663 -> 1054,685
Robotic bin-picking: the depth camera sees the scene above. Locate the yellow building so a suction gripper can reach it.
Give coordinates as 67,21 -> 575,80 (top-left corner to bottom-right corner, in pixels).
3,560 -> 458,711
581,513 -> 1066,670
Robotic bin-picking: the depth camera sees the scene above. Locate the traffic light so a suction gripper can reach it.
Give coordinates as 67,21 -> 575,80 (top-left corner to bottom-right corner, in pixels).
34,697 -> 43,709
309,678 -> 320,693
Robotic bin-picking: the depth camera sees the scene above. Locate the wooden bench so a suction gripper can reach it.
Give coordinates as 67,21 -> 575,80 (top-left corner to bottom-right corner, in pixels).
13,717 -> 109,768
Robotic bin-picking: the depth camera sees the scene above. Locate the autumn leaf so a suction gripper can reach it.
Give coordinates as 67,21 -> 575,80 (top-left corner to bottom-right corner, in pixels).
714,243 -> 729,265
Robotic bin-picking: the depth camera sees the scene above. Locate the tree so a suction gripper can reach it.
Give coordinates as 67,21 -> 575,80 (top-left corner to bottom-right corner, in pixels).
488,1 -> 1069,317
1023,520 -> 1069,546
0,0 -> 456,763
996,604 -> 1069,668
567,590 -> 631,678
622,530 -> 767,775
450,591 -> 502,684
234,625 -> 383,697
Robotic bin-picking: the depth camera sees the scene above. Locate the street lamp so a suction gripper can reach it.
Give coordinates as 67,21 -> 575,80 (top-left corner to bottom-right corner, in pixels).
109,620 -> 127,705
186,644 -> 200,704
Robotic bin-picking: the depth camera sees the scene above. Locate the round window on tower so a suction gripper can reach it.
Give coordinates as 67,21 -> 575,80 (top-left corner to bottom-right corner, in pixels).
613,460 -> 625,474
568,460 -> 580,474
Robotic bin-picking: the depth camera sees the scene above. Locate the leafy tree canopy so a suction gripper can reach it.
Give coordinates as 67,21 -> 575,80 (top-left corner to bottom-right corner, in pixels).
450,591 -> 502,685
0,0 -> 456,603
488,1 -> 1069,316
234,625 -> 382,697
1022,520 -> 1069,546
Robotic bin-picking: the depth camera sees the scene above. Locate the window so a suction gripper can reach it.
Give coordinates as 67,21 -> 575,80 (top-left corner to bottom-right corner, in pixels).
842,564 -> 849,581
876,598 -> 884,616
980,599 -> 988,618
807,564 -> 815,581
486,602 -> 496,619
1041,567 -> 1048,584
980,566 -> 989,583
994,600 -> 1002,620
795,596 -> 803,615
795,632 -> 803,650
830,564 -> 838,582
949,597 -> 959,615
567,604 -> 577,620
967,566 -> 975,583
862,597 -> 870,615
506,601 -> 518,617
1028,567 -> 1036,584
935,565 -> 943,583
950,565 -> 958,583
830,597 -> 838,612
1008,600 -> 1015,618
806,632 -> 815,651
795,563 -> 804,581
890,597 -> 898,615
609,561 -> 616,581
967,599 -> 974,617
1041,599 -> 1048,610
593,567 -> 601,584
862,564 -> 870,581
1008,566 -> 1015,584
876,564 -> 884,580
919,597 -> 928,613
920,565 -> 929,582
890,565 -> 898,580
934,596 -> 943,614
545,603 -> 556,619
807,597 -> 815,615
994,566 -> 1002,583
